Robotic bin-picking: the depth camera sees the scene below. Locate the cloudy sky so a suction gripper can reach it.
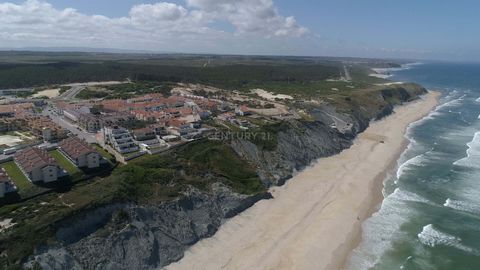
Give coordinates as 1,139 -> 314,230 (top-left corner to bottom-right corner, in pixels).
1,0 -> 480,60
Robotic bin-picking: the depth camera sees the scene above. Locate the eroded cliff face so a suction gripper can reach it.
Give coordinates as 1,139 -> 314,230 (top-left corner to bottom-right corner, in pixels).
24,85 -> 427,270
24,184 -> 272,270
231,120 -> 354,186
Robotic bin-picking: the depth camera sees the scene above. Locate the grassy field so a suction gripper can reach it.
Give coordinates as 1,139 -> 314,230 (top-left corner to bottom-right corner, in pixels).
49,150 -> 87,183
93,144 -> 116,164
2,161 -> 31,191
49,150 -> 80,175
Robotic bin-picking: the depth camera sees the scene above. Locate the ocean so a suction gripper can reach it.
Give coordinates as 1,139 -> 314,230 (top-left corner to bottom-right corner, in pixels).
347,62 -> 480,270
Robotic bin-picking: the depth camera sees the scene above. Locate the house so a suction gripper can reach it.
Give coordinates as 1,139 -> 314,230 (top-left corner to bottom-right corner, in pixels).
14,147 -> 62,183
58,137 -> 101,169
101,113 -> 136,127
63,107 -> 90,123
132,128 -> 156,141
235,105 -> 252,116
0,168 -> 16,198
24,115 -> 68,142
217,112 -> 235,121
104,126 -> 139,154
78,113 -> 102,132
0,106 -> 15,118
0,117 -> 24,132
133,128 -> 168,153
0,103 -> 34,118
161,135 -> 180,142
150,123 -> 169,136
167,119 -> 192,136
198,111 -> 211,120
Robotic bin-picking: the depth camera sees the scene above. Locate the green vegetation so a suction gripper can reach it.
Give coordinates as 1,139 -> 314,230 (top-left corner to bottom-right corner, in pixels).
0,178 -> 118,269
0,52 -> 419,269
49,150 -> 81,176
77,82 -> 174,100
324,83 -> 427,121
0,60 -> 339,93
106,82 -> 173,98
248,122 -> 289,151
348,64 -> 389,84
93,144 -> 116,164
2,161 -> 31,191
250,80 -> 364,98
115,140 -> 264,202
59,86 -> 70,94
0,140 -> 263,268
76,88 -> 109,99
0,52 -> 412,102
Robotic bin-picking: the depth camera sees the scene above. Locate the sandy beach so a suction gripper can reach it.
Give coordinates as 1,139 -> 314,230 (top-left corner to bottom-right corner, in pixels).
166,91 -> 440,270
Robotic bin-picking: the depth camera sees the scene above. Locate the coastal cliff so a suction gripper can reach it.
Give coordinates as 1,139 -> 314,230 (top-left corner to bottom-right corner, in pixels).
23,84 -> 427,270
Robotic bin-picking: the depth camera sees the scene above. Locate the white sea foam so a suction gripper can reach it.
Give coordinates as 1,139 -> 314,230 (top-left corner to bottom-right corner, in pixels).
476,97 -> 480,102
391,188 -> 432,204
396,154 -> 426,179
347,189 -> 433,270
436,95 -> 465,111
369,63 -> 421,79
396,105 -> 443,182
453,132 -> 480,169
444,198 -> 480,215
418,224 -> 478,255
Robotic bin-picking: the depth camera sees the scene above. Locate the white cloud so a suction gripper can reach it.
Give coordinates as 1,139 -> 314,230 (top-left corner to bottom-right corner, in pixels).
0,0 -> 309,52
186,0 -> 309,37
130,3 -> 188,22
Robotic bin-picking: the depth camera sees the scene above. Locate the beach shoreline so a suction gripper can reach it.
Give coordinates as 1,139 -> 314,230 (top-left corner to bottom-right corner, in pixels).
166,91 -> 440,270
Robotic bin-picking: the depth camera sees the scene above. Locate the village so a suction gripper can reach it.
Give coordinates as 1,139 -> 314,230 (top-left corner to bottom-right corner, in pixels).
0,82 -> 300,200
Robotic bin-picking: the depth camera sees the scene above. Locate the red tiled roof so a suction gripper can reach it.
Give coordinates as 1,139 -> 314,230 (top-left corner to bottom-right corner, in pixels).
58,137 -> 97,160
14,147 -> 58,173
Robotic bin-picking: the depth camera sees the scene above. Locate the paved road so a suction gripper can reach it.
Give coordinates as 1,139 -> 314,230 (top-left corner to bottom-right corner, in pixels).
57,85 -> 85,100
343,64 -> 352,81
43,108 -> 96,143
57,81 -> 128,100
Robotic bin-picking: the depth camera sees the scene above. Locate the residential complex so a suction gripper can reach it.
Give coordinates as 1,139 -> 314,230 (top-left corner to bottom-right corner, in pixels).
104,126 -> 139,154
58,137 -> 101,169
14,147 -> 62,183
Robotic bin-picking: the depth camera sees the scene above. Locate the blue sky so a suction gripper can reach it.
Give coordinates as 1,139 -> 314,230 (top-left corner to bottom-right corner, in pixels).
2,0 -> 480,61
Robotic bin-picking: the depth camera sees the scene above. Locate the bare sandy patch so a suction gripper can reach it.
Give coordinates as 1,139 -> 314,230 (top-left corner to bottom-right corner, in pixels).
33,88 -> 60,98
252,89 -> 294,101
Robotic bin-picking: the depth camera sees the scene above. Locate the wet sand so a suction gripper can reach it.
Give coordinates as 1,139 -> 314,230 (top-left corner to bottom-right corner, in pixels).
166,91 -> 440,270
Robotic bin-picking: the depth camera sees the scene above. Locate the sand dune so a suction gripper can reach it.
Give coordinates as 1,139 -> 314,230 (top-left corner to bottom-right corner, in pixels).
166,92 -> 440,270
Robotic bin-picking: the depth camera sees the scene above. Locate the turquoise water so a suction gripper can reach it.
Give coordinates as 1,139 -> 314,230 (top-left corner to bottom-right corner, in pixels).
348,63 -> 480,270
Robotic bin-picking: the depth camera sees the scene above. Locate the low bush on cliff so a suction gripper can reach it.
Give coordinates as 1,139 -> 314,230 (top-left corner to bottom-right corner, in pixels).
113,140 -> 264,202
0,140 -> 264,268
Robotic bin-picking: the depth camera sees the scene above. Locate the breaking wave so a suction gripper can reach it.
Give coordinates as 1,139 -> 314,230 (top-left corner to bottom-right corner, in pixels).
418,224 -> 479,255
436,95 -> 465,111
444,198 -> 480,215
396,154 -> 427,179
453,132 -> 480,169
346,189 -> 433,270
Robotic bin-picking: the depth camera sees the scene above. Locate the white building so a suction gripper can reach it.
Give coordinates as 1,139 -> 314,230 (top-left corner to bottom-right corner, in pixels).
104,126 -> 139,154
14,147 -> 62,183
58,137 -> 101,169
